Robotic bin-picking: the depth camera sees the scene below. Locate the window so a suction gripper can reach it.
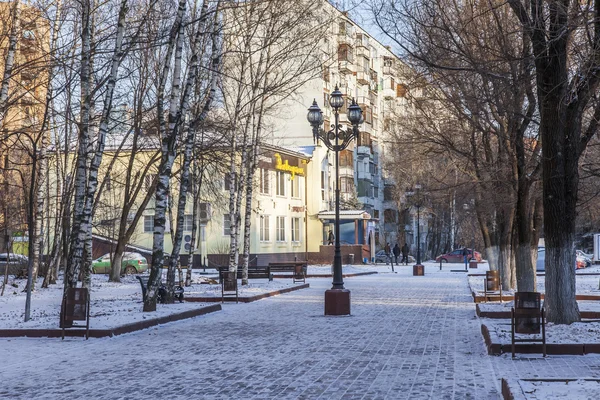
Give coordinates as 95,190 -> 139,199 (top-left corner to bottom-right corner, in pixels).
292,217 -> 301,242
276,171 -> 286,196
323,65 -> 330,82
144,216 -> 154,233
260,168 -> 270,194
276,216 -> 286,241
338,44 -> 353,63
384,186 -> 394,201
105,176 -> 112,191
223,214 -> 231,235
291,176 -> 300,198
339,150 -> 353,167
321,171 -> 326,200
340,177 -> 353,193
183,215 -> 193,231
144,174 -> 156,190
260,215 -> 270,242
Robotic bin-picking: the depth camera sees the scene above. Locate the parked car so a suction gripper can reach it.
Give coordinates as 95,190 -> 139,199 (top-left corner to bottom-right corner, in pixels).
576,249 -> 593,259
92,252 -> 148,274
374,250 -> 414,264
0,253 -> 28,276
536,248 -> 586,271
576,250 -> 593,266
435,248 -> 482,263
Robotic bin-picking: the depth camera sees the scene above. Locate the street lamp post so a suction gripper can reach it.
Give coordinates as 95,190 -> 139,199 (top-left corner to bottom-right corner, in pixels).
407,185 -> 424,275
307,86 -> 363,316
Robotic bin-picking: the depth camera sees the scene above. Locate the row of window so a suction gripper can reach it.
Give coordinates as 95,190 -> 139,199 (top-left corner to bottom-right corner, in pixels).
258,215 -> 302,243
224,215 -> 302,242
225,170 -> 301,198
259,169 -> 301,198
143,215 -> 193,232
147,213 -> 304,243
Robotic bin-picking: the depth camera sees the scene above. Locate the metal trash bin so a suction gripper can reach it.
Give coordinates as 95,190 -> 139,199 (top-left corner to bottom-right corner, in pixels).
348,254 -> 355,264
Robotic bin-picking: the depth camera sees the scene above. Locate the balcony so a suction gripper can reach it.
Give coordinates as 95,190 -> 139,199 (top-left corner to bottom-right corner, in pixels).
339,165 -> 354,178
356,45 -> 370,59
356,70 -> 369,85
382,87 -> 396,99
339,60 -> 355,74
357,145 -> 372,157
337,34 -> 354,47
382,65 -> 394,76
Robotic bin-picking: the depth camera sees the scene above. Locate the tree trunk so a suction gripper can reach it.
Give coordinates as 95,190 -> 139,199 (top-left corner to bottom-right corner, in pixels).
0,0 -> 21,130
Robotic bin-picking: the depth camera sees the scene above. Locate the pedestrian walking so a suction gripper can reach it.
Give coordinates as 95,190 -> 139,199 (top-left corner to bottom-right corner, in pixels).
328,231 -> 334,245
462,247 -> 469,269
385,243 -> 391,265
401,242 -> 409,265
393,244 -> 401,264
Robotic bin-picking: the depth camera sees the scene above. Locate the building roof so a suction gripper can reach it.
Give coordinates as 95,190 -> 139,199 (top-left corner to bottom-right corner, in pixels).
317,210 -> 372,220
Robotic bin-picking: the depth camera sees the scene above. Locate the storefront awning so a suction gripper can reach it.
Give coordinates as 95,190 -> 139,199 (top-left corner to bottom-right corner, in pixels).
317,210 -> 372,220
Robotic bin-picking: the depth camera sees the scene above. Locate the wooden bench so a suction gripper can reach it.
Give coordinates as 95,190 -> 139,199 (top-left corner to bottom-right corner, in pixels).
269,261 -> 307,283
136,275 -> 184,303
511,291 -> 546,358
216,266 -> 273,282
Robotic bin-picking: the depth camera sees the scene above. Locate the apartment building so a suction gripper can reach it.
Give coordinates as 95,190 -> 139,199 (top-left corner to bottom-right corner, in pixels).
0,1 -> 50,252
268,3 -> 415,257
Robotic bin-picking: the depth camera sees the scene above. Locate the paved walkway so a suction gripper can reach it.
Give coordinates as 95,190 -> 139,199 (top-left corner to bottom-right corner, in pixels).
2,265 -> 598,399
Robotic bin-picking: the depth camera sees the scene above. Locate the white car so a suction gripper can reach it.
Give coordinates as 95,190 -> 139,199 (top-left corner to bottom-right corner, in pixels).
0,253 -> 29,276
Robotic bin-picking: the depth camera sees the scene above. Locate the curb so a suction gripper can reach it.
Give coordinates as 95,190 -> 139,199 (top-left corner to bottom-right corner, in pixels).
476,304 -> 600,319
0,303 -> 222,339
481,323 -> 600,355
185,283 -> 310,303
471,291 -> 600,303
501,378 -> 514,400
304,272 -> 378,278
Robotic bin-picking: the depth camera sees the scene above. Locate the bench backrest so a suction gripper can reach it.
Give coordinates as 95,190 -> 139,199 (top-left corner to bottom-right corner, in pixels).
486,270 -> 500,291
514,291 -> 542,334
62,288 -> 89,327
222,271 -> 237,291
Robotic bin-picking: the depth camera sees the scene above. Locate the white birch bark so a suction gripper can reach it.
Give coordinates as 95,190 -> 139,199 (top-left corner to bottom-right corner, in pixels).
145,2 -> 186,311
166,0 -> 220,300
78,0 -> 129,289
66,0 -> 93,289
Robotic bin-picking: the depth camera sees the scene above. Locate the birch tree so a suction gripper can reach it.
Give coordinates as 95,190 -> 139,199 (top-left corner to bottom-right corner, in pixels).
145,0 -> 221,310
220,0 -> 327,283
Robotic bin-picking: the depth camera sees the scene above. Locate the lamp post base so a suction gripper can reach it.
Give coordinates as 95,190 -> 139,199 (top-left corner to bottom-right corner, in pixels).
324,289 -> 351,315
413,264 -> 424,276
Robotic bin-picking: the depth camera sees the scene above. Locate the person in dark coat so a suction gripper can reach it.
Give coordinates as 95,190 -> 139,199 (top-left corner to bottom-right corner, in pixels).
462,247 -> 469,269
328,231 -> 334,245
401,243 -> 409,265
393,244 -> 401,264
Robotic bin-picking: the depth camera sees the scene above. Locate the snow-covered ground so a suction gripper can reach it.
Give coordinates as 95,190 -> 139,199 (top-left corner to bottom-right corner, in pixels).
1,261 -> 600,399
468,263 -> 600,296
468,263 -> 600,344
0,264 -> 392,330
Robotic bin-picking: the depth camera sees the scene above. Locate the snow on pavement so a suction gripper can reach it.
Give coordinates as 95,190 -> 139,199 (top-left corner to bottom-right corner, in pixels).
0,262 -> 599,399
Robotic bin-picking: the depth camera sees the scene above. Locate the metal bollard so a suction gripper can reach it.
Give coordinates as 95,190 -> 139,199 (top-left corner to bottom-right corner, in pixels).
439,259 -> 442,271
